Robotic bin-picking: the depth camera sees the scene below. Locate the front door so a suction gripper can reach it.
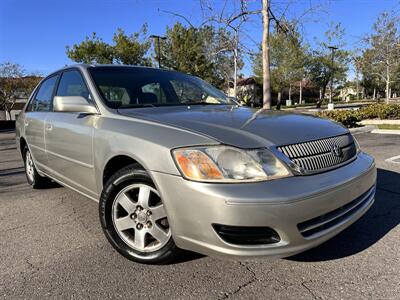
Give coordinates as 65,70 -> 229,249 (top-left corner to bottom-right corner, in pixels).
24,75 -> 58,169
44,70 -> 98,198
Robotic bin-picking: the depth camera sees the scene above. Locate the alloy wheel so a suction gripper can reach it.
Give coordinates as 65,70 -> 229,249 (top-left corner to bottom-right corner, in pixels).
111,184 -> 171,252
25,150 -> 35,182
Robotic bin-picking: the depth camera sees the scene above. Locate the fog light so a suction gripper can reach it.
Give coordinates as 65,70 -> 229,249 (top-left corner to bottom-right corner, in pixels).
212,224 -> 280,245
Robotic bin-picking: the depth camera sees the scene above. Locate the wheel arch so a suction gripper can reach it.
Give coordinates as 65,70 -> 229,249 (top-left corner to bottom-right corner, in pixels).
20,137 -> 27,156
102,154 -> 145,188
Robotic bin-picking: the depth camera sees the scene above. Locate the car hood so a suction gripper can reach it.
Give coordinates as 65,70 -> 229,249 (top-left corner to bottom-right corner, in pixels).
118,105 -> 348,148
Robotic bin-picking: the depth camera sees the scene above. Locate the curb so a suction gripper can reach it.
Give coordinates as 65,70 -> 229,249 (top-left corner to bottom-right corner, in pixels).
361,119 -> 400,125
371,129 -> 400,135
349,125 -> 376,134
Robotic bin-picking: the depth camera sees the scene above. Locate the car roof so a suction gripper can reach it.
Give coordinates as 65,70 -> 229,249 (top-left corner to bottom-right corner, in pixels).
47,64 -> 190,78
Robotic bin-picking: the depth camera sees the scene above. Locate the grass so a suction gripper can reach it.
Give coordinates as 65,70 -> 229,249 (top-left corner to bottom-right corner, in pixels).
377,124 -> 400,130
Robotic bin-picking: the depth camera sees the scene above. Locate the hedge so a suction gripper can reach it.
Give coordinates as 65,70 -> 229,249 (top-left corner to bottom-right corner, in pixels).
358,103 -> 400,120
317,103 -> 400,128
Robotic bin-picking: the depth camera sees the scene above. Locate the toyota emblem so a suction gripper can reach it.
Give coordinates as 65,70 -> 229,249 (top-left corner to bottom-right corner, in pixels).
331,144 -> 343,157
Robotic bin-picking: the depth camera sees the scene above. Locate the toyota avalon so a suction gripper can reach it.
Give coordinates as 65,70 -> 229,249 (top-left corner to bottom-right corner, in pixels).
16,65 -> 376,264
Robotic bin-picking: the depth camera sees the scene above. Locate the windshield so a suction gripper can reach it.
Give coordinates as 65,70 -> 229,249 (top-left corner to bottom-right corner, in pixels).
88,66 -> 234,109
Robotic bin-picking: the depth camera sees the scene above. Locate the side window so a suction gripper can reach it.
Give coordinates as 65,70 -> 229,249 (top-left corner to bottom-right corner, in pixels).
32,75 -> 58,112
56,70 -> 90,100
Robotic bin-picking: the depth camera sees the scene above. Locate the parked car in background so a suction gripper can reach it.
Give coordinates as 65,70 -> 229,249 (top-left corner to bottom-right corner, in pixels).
16,65 -> 376,264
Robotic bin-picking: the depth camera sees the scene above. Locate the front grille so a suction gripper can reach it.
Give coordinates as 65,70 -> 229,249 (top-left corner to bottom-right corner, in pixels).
277,134 -> 357,173
297,186 -> 375,238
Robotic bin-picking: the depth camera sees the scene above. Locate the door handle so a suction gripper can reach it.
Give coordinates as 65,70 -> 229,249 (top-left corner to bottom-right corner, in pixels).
45,124 -> 53,131
24,120 -> 29,127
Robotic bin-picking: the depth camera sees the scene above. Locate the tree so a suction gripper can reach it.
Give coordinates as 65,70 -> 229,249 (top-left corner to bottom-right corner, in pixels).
253,21 -> 307,105
352,53 -> 363,100
262,0 -> 271,108
158,23 -> 229,88
162,1 -> 251,96
359,49 -> 382,98
0,62 -> 41,119
66,33 -> 114,64
66,26 -> 151,65
162,0 -> 324,108
198,0 -> 257,97
307,23 -> 350,101
363,12 -> 400,103
113,25 -> 151,66
200,0 -> 270,106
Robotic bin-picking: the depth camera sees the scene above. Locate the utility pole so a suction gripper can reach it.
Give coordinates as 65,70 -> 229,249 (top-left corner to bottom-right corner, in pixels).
328,46 -> 338,104
150,35 -> 167,68
262,0 -> 271,109
232,28 -> 238,98
299,80 -> 302,104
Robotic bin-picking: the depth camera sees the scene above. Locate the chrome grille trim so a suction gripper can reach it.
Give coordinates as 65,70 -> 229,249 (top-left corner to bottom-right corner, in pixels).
276,134 -> 357,174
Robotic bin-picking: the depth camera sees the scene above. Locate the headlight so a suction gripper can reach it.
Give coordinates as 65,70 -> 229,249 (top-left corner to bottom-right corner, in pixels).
353,135 -> 361,153
172,146 -> 292,182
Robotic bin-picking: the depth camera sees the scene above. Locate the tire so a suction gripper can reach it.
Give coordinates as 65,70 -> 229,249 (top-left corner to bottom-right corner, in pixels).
99,164 -> 181,264
23,146 -> 51,189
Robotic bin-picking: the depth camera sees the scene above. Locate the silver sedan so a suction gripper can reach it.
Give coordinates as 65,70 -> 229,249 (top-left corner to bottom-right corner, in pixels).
16,64 -> 376,264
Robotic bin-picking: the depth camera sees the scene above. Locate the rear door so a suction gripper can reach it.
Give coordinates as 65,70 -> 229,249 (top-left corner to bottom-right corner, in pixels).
44,69 -> 98,198
24,75 -> 58,169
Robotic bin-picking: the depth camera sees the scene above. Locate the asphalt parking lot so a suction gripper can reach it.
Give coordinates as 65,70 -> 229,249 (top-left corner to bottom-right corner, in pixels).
0,130 -> 399,299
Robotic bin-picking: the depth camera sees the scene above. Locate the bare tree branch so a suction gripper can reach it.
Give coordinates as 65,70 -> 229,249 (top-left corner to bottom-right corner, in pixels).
159,9 -> 196,28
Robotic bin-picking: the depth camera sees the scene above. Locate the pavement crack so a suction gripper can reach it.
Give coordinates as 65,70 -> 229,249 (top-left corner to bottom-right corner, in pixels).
218,262 -> 257,299
25,257 -> 40,273
0,221 -> 71,235
1,224 -> 27,233
301,281 -> 321,300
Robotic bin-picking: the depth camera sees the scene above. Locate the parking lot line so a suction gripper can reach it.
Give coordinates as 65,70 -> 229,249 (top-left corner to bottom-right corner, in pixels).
385,155 -> 400,164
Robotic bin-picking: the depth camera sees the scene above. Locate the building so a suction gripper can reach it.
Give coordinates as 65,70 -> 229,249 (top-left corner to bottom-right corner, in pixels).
227,77 -> 262,106
338,86 -> 360,101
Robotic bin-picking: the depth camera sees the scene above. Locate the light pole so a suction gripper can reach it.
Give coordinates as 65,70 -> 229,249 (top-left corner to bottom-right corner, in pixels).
150,35 -> 167,68
328,46 -> 338,104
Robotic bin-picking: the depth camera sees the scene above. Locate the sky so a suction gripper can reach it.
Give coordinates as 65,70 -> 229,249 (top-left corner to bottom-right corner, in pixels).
1,0 -> 399,76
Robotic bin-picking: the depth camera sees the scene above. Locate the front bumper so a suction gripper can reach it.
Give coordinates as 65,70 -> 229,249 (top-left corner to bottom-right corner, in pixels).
150,152 -> 376,259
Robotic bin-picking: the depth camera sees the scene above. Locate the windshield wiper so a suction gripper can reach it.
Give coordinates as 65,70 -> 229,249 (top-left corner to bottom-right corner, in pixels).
185,101 -> 222,105
118,103 -> 156,109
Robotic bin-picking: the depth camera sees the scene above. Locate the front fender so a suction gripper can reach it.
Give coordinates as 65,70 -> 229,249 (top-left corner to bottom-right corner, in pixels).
93,117 -> 218,193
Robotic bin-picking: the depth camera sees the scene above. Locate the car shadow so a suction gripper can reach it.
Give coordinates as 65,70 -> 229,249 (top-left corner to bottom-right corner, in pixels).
0,166 -> 25,177
173,251 -> 205,264
288,168 -> 400,262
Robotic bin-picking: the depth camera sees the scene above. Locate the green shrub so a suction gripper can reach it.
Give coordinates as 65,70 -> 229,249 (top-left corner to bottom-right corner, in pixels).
358,103 -> 400,120
317,104 -> 400,128
317,110 -> 361,128
376,104 -> 400,119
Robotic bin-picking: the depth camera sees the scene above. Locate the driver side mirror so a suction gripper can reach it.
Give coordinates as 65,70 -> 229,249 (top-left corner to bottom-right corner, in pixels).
53,96 -> 98,114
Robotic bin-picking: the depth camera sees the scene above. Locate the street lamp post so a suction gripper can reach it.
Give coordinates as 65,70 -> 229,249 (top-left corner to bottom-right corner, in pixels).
328,46 -> 338,104
150,35 -> 167,68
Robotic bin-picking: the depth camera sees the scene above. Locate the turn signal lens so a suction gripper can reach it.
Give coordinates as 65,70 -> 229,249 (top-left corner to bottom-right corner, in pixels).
174,149 -> 223,180
353,135 -> 361,153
